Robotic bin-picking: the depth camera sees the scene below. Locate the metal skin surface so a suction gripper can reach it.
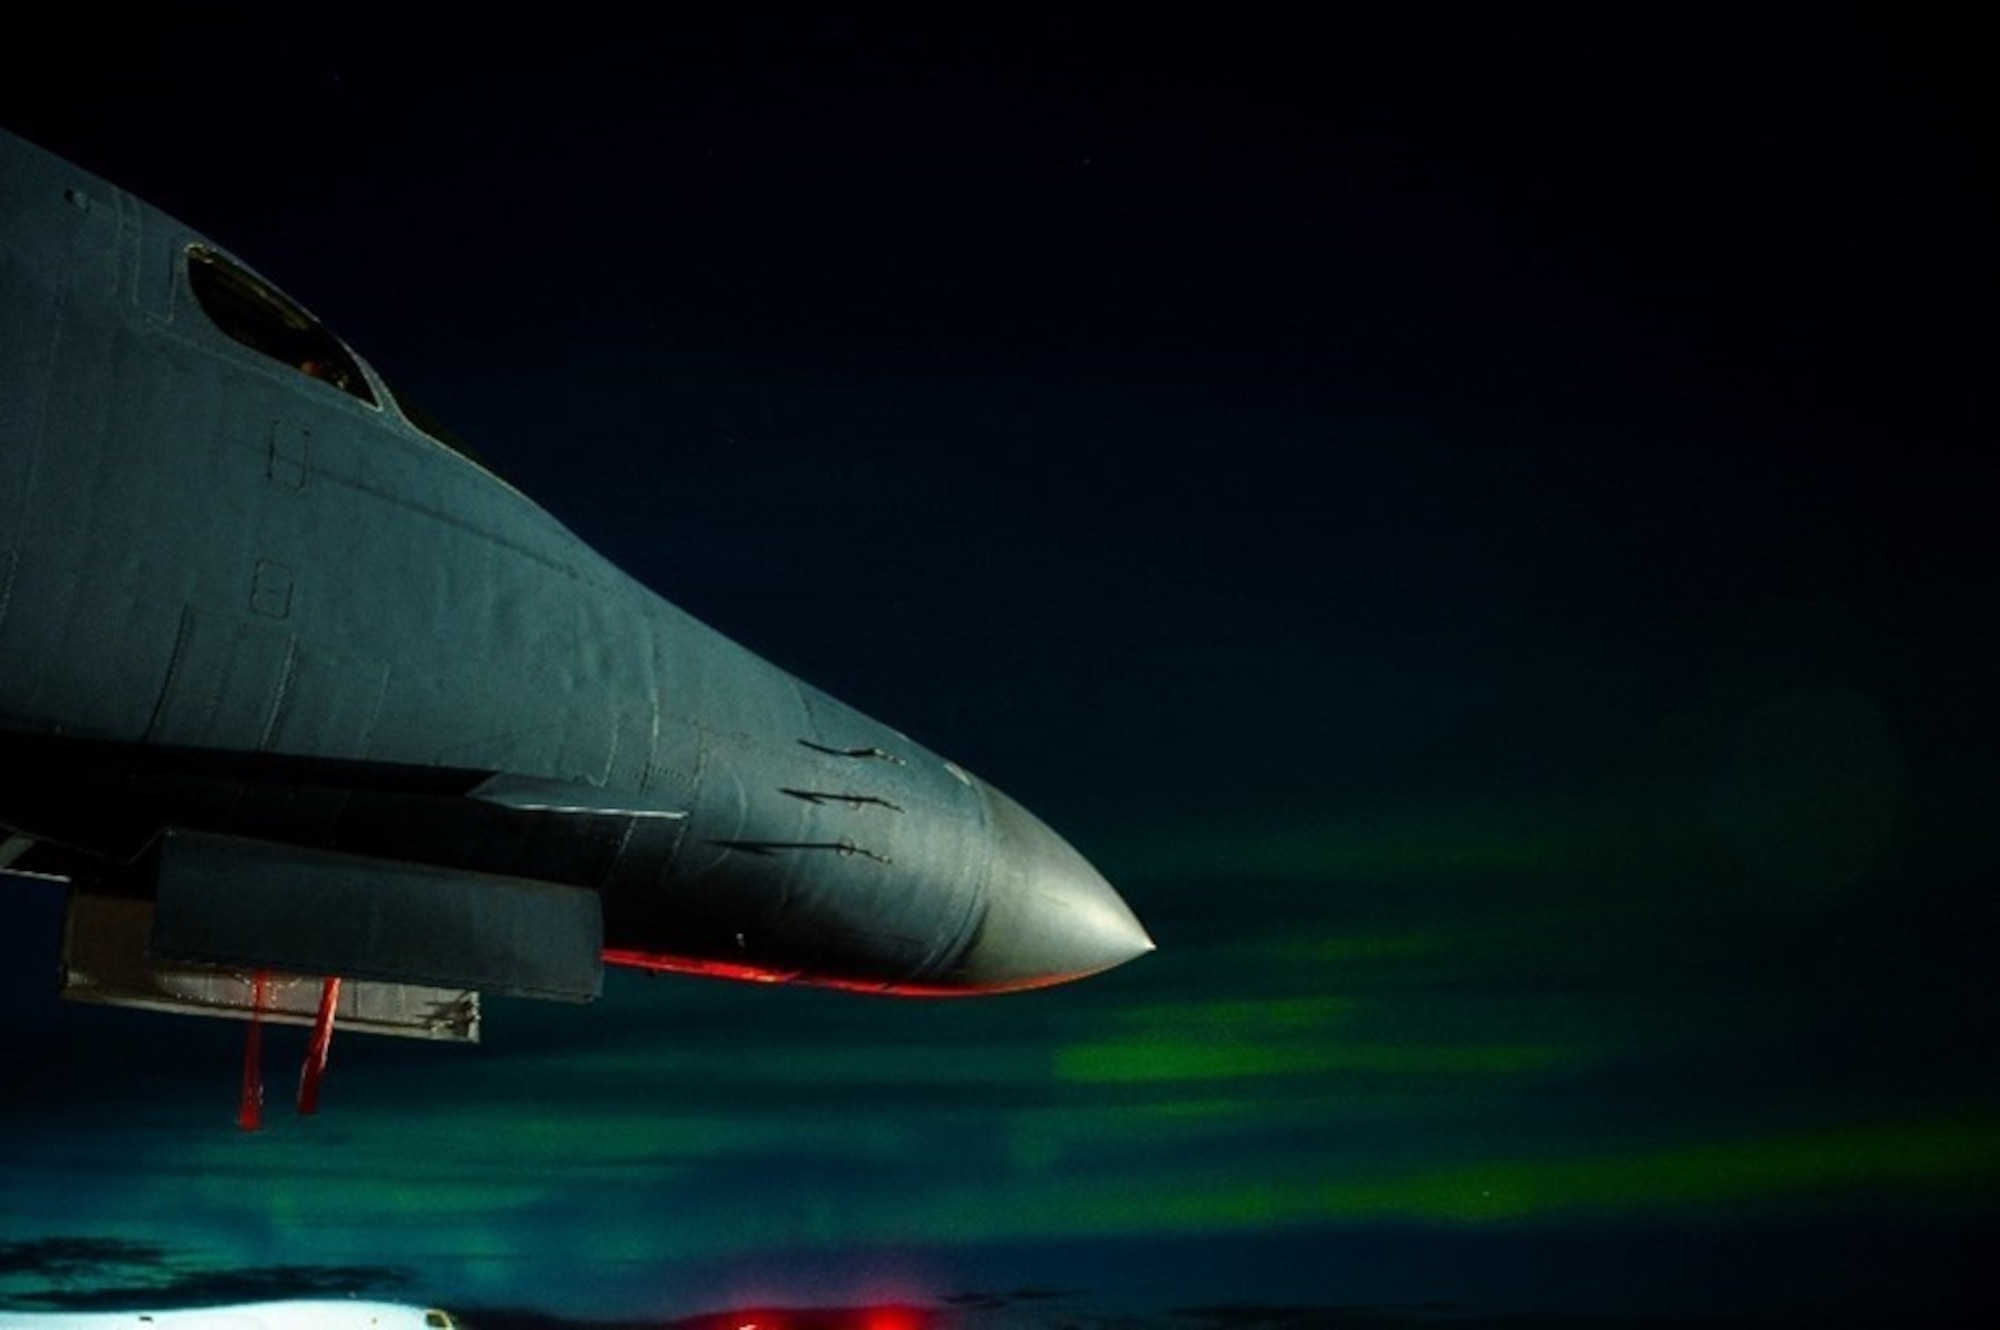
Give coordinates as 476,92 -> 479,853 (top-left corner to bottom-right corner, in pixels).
0,131 -> 1151,1014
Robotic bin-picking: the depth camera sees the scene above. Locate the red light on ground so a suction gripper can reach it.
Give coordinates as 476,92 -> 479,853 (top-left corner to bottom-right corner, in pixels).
680,1302 -> 933,1330
861,1310 -> 923,1330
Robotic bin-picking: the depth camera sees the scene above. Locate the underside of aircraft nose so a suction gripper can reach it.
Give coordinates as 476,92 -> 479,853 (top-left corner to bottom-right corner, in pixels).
949,776 -> 1154,991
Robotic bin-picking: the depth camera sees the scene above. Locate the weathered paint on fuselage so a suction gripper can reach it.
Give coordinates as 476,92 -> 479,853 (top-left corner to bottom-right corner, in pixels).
0,131 -> 1144,995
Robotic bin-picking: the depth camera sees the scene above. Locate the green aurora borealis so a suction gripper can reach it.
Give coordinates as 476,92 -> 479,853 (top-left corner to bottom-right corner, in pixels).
4,6 -> 1996,1324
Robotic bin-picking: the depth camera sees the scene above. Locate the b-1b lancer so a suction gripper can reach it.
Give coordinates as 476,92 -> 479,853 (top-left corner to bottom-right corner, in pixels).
0,131 -> 1150,1118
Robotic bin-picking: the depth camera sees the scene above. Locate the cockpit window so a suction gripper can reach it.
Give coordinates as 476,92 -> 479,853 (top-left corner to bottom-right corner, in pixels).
424,1312 -> 455,1330
185,244 -> 377,406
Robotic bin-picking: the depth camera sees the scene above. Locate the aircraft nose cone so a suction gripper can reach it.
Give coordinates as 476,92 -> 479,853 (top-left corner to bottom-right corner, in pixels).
950,777 -> 1154,991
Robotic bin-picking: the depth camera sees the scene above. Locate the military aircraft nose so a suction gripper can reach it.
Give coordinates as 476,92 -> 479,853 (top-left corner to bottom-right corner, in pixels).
950,776 -> 1154,991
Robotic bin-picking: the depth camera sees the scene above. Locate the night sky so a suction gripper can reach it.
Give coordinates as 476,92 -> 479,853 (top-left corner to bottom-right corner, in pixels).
3,7 -> 1995,1327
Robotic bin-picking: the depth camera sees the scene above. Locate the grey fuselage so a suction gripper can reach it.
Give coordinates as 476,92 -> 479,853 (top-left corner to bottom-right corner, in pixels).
0,130 -> 1150,1002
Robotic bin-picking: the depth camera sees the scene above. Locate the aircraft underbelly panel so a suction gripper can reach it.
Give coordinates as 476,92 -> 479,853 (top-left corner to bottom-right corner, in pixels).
61,890 -> 479,1042
151,828 -> 604,1002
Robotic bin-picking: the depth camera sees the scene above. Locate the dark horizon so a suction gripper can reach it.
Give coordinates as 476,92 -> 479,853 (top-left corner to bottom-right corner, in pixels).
3,7 -> 1995,1326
